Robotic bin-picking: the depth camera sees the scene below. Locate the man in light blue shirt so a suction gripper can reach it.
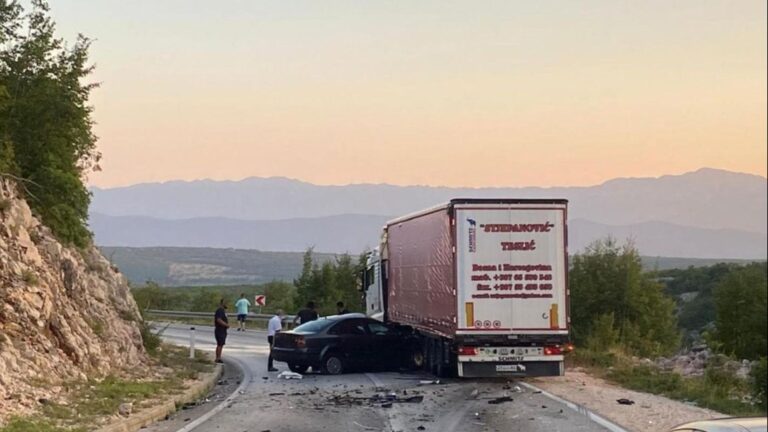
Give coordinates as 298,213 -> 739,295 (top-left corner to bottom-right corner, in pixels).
234,293 -> 251,332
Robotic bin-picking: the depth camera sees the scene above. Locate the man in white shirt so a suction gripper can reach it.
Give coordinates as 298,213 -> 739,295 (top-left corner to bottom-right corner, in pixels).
267,310 -> 283,372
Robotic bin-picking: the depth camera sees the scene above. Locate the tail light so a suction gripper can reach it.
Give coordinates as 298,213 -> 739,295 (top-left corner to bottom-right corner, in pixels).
543,345 -> 562,355
295,336 -> 306,348
563,343 -> 575,354
458,346 -> 478,356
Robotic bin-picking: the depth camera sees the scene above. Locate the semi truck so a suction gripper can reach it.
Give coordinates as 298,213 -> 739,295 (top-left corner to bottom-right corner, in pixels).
364,199 -> 570,378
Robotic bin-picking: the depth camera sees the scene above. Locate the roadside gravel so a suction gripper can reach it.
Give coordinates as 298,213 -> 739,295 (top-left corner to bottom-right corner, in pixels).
532,368 -> 724,432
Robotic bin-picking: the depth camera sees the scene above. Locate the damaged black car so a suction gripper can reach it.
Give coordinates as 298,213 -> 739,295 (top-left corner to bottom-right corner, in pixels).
272,313 -> 417,374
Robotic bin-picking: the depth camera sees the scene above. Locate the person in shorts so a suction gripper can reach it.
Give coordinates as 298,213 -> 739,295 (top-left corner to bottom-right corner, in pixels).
234,293 -> 251,331
214,299 -> 229,363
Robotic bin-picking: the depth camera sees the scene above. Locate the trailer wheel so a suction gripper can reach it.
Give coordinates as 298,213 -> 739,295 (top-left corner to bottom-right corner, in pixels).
405,345 -> 425,370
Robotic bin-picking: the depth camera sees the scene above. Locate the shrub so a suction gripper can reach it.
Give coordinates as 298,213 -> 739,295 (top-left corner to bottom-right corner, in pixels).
140,323 -> 161,355
751,357 -> 767,410
21,269 -> 38,285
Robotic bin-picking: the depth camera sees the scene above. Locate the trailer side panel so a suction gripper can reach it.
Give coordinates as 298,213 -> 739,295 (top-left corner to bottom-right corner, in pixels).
386,207 -> 456,337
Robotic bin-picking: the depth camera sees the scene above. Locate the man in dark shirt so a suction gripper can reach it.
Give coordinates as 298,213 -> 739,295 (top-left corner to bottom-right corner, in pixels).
214,299 -> 229,363
293,301 -> 318,326
336,301 -> 349,315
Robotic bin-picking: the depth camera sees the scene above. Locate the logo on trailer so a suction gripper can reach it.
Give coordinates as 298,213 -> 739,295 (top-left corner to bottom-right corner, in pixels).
467,218 -> 477,253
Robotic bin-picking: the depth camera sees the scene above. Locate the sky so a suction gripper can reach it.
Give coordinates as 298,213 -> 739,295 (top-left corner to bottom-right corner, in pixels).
50,0 -> 767,188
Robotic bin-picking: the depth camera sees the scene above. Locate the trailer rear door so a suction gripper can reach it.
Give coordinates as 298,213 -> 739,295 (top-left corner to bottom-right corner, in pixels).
454,202 -> 568,335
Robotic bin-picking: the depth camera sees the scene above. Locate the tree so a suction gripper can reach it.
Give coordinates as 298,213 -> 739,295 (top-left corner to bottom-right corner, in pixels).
190,290 -> 225,313
713,263 -> 767,360
570,238 -> 680,357
263,280 -> 296,313
0,0 -> 99,247
294,247 -> 316,308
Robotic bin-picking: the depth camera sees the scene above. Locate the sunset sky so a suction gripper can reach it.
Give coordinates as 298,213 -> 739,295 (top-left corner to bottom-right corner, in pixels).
53,0 -> 767,188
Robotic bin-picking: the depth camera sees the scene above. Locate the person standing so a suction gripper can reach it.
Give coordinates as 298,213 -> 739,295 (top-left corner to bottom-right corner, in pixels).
214,299 -> 229,364
336,301 -> 350,315
267,309 -> 284,372
234,293 -> 251,332
293,301 -> 319,326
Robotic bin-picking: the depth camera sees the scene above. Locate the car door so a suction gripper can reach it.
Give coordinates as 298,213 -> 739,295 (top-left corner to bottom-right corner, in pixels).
327,318 -> 372,369
366,320 -> 403,370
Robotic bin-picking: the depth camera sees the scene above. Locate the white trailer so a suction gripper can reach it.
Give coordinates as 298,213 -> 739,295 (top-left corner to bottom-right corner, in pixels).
365,199 -> 570,378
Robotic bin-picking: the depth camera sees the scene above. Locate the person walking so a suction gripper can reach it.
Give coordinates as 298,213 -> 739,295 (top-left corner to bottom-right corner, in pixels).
336,301 -> 349,315
234,293 -> 251,332
267,309 -> 284,372
293,301 -> 319,326
214,299 -> 229,364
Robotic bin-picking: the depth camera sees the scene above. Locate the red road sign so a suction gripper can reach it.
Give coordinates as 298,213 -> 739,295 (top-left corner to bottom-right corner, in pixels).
255,295 -> 266,306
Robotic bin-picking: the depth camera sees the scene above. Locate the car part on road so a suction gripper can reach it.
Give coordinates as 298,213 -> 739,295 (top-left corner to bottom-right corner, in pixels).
277,371 -> 303,379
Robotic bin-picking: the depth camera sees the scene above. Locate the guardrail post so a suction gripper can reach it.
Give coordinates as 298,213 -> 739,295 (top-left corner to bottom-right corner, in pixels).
189,326 -> 196,359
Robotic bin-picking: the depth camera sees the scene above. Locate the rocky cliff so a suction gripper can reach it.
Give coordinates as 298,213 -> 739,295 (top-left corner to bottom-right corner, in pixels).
0,179 -> 148,421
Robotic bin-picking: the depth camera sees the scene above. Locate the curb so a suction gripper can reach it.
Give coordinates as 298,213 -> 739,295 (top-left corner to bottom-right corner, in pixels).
519,381 -> 630,432
172,355 -> 251,432
94,364 -> 223,432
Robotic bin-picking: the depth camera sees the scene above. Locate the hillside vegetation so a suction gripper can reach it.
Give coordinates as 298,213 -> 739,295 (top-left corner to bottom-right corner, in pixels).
0,0 -> 98,248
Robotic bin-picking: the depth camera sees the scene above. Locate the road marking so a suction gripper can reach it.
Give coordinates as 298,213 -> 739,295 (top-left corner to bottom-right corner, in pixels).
364,373 -> 405,432
518,381 -> 630,432
173,352 -> 251,432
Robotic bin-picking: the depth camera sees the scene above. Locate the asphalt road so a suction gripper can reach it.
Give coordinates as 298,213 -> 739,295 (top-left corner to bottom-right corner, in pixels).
150,322 -> 609,432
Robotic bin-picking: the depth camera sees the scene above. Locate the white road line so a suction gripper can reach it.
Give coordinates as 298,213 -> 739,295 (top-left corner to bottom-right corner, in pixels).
172,350 -> 251,432
518,381 -> 630,432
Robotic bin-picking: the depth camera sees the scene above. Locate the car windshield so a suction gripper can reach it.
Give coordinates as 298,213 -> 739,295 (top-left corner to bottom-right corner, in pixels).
293,318 -> 337,334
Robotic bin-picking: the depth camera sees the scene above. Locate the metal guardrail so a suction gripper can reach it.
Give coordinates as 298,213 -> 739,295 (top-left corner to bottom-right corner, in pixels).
144,309 -> 296,324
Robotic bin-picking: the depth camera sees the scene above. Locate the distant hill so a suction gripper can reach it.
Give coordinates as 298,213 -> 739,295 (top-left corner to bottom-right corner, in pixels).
103,246 -> 762,287
91,168 -> 767,234
92,214 -> 389,253
92,214 -> 767,259
100,247 -> 338,286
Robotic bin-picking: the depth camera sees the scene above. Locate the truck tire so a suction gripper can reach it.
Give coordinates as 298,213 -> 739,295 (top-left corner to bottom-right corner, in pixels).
321,352 -> 345,375
405,344 -> 425,370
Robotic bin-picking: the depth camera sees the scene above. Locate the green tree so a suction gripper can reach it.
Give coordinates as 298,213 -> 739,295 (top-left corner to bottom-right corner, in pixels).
190,290 -> 225,313
570,238 -> 680,357
713,263 -> 767,360
294,247 -> 316,308
263,280 -> 296,313
0,0 -> 99,247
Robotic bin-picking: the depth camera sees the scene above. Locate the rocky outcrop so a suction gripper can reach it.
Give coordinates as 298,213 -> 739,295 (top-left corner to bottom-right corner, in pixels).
0,179 -> 148,421
655,345 -> 754,378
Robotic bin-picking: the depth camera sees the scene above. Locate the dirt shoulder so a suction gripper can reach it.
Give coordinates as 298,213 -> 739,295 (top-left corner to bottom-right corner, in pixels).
531,368 -> 723,432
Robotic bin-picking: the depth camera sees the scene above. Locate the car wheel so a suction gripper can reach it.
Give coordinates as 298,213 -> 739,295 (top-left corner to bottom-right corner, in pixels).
321,353 -> 345,375
289,364 -> 309,374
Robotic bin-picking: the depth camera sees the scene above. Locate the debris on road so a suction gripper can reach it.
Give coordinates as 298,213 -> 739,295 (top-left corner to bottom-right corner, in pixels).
617,398 -> 635,405
353,421 -> 377,430
419,379 -> 440,385
277,371 -> 303,380
487,396 -> 513,405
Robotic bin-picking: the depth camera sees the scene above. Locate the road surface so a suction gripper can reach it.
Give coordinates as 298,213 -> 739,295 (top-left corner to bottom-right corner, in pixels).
149,322 -> 609,432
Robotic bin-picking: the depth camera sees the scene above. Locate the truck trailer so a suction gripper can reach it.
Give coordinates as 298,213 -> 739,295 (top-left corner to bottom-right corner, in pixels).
364,199 -> 570,378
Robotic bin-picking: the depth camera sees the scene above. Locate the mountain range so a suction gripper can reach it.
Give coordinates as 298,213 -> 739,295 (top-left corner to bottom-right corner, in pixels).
90,168 -> 767,259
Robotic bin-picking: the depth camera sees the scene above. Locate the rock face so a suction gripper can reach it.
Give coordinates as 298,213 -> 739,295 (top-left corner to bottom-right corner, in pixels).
0,180 -> 148,421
